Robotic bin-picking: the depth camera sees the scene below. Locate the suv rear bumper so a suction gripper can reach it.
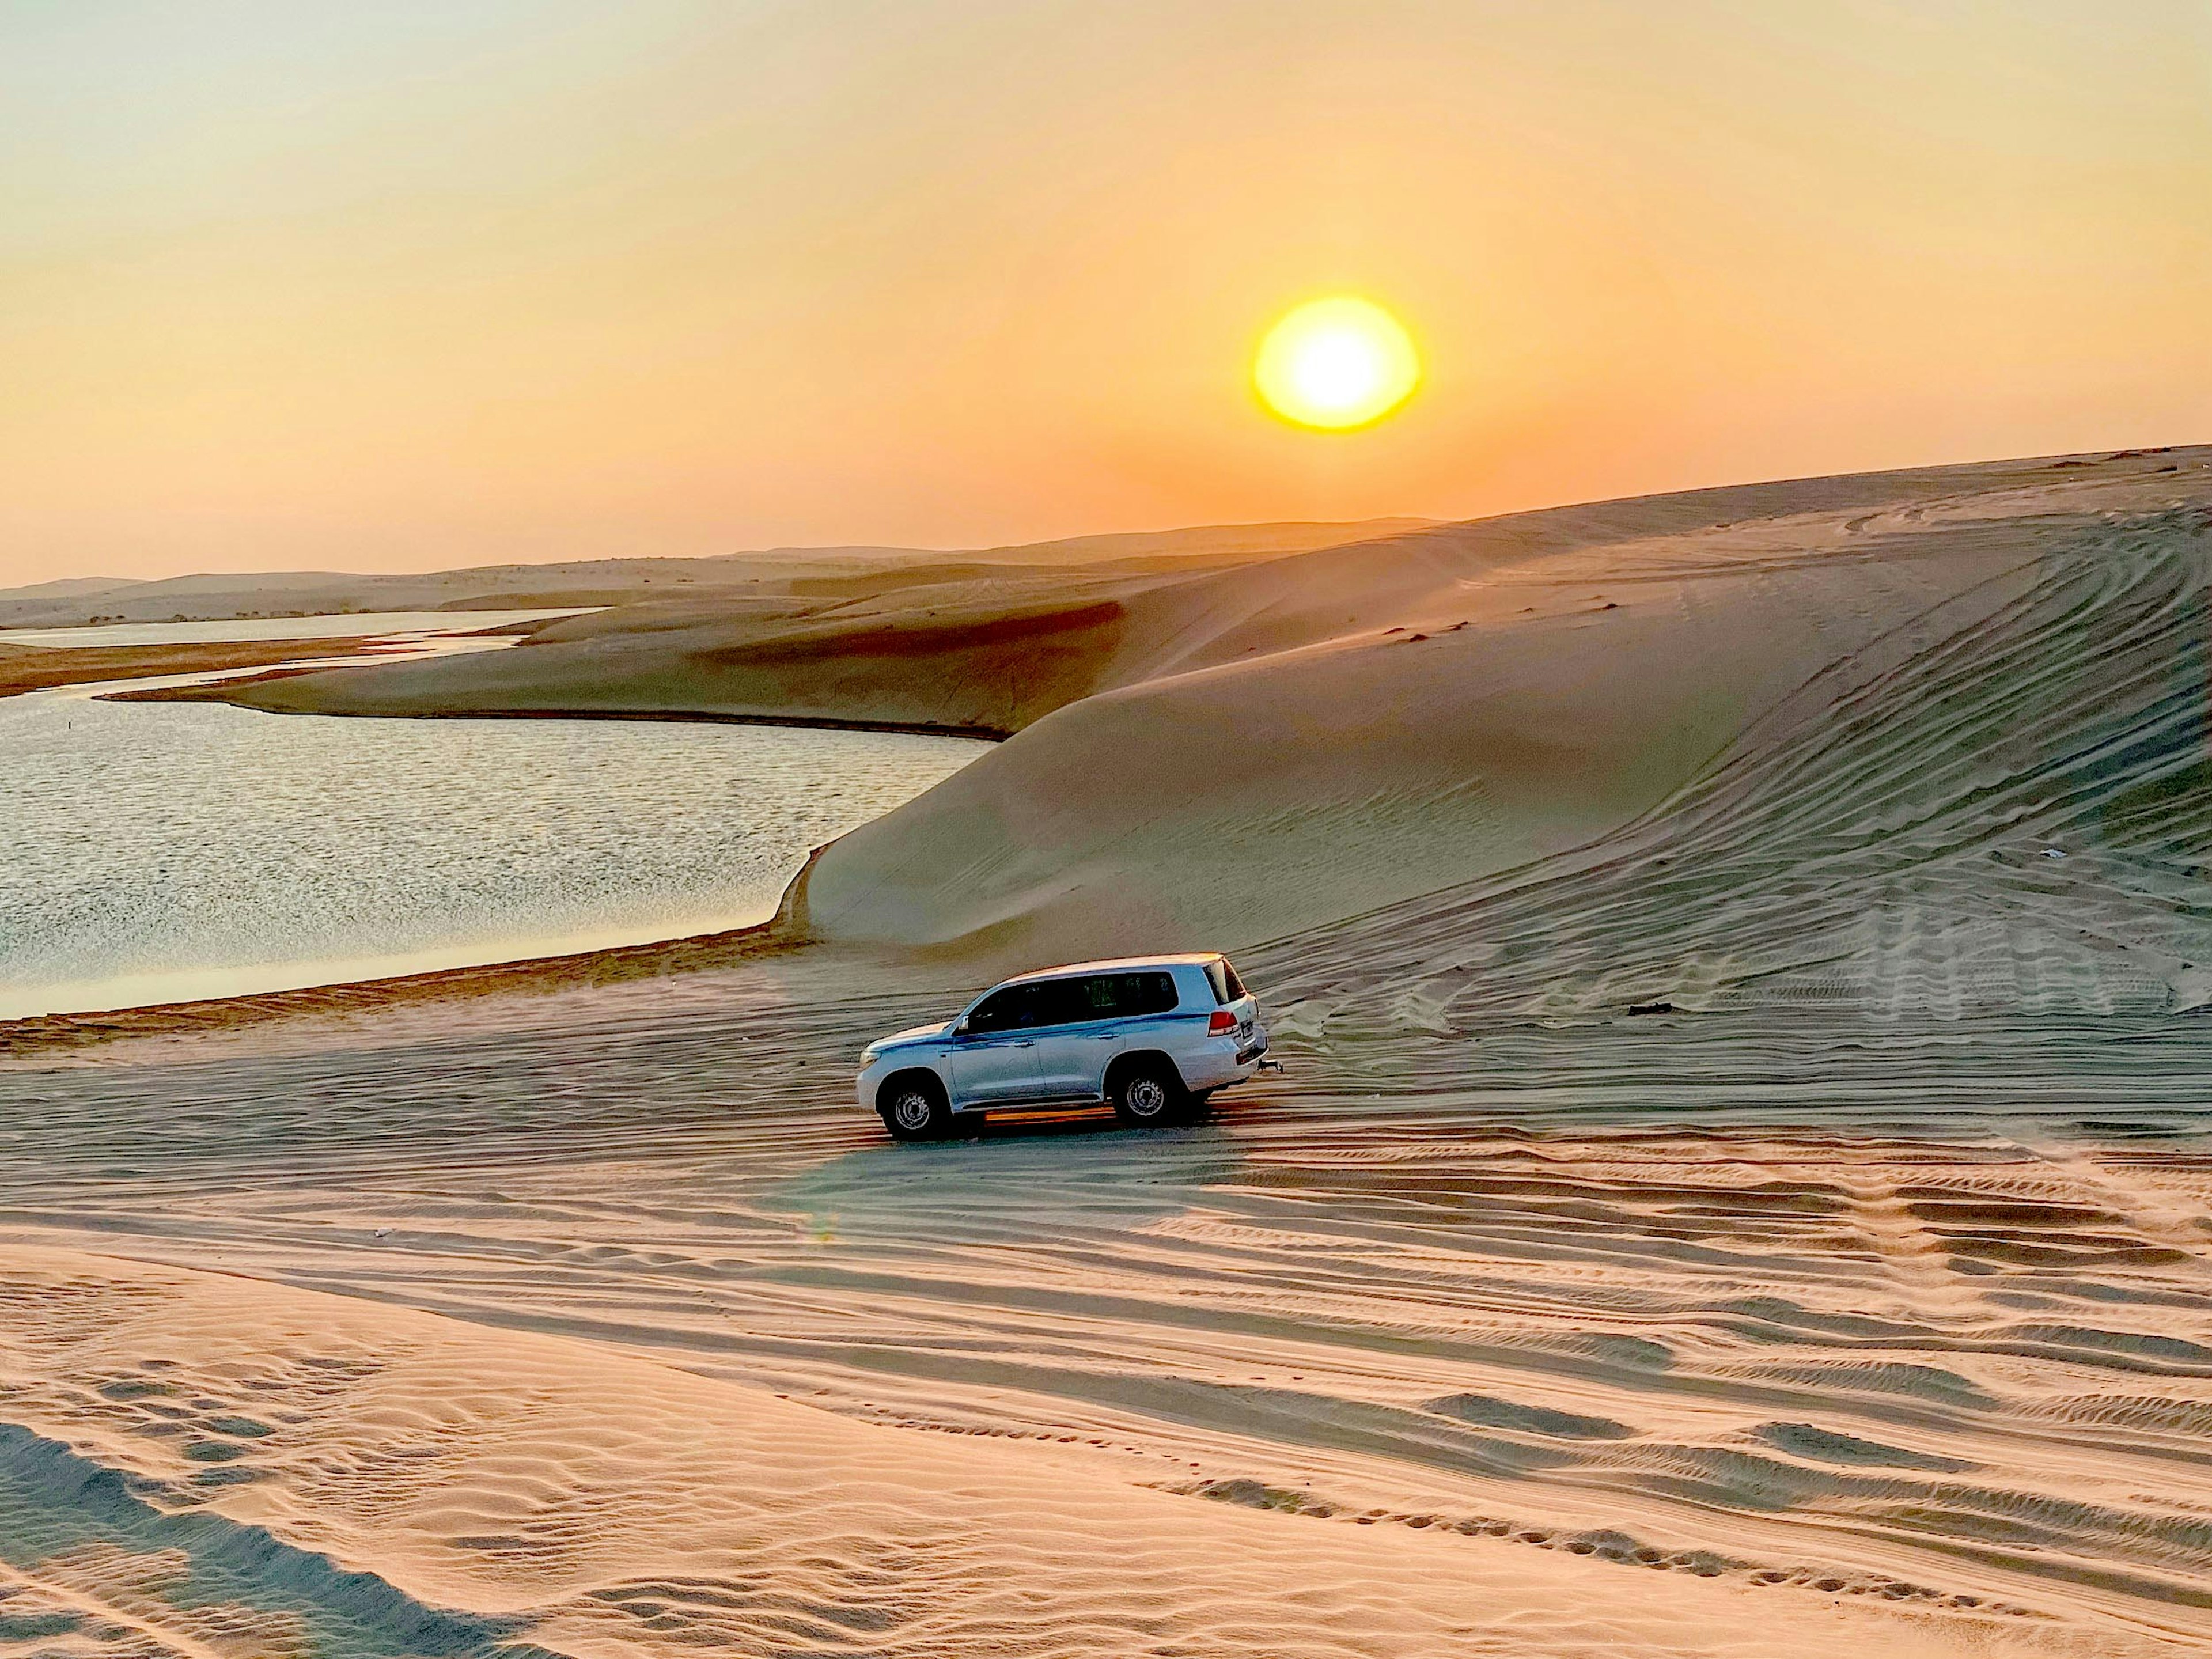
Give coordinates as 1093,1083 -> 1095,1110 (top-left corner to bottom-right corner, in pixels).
1181,1030 -> 1268,1092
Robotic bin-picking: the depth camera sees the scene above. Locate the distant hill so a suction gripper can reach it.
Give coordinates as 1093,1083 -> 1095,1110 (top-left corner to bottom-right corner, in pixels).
0,575 -> 139,601
0,520 -> 1431,632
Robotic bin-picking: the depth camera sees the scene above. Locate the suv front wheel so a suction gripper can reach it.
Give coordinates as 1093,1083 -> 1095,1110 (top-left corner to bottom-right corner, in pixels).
880,1074 -> 952,1141
1110,1059 -> 1188,1128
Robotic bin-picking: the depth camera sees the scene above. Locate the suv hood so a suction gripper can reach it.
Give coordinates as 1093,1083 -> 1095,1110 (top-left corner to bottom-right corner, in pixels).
869,1021 -> 950,1054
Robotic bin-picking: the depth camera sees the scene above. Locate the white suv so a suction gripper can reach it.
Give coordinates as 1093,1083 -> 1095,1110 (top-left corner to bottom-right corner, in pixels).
857,954 -> 1268,1139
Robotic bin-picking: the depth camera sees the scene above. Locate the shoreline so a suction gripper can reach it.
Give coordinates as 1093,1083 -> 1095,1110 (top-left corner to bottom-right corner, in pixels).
0,637 -> 419,699
100,676 -> 1017,741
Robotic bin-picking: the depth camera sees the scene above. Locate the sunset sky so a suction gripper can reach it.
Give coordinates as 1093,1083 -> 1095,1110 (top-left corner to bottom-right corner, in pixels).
4,1 -> 2208,584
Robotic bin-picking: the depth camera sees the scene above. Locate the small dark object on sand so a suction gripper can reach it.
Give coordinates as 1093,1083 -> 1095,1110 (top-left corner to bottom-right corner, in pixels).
1627,1001 -> 1674,1015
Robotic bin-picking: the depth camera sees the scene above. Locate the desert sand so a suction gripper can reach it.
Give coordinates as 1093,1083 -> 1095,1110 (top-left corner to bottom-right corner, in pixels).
6,450 -> 2212,1656
5,963 -> 2211,1657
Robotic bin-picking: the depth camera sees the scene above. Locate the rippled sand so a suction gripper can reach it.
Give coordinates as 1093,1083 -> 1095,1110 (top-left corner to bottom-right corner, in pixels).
3,969 -> 2209,1657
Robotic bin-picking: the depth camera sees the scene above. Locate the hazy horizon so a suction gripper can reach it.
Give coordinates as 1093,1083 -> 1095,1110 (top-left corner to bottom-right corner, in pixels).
6,1 -> 2209,586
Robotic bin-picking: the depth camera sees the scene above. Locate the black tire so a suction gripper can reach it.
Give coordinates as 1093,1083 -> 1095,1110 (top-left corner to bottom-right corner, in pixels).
1110,1058 -> 1188,1128
878,1074 -> 952,1141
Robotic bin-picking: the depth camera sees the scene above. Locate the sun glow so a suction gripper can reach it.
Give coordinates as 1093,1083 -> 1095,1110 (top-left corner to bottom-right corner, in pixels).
1253,297 -> 1421,431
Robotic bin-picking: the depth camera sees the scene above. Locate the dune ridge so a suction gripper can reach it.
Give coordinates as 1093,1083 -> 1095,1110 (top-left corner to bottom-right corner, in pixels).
1252,496 -> 2212,1029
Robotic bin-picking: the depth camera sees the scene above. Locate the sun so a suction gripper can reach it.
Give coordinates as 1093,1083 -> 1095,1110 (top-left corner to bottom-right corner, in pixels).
1253,296 -> 1421,431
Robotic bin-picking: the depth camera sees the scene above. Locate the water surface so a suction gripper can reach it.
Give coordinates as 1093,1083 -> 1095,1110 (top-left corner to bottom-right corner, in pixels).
1,619 -> 980,1020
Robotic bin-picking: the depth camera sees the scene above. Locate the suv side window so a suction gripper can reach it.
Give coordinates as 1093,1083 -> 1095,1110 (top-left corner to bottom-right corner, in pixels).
1072,971 -> 1179,1020
1025,978 -> 1089,1028
965,985 -> 1039,1033
967,980 -> 1089,1032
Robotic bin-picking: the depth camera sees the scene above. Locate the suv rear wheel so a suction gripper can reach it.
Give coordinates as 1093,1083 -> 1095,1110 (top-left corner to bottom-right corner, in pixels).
1110,1058 -> 1188,1128
879,1074 -> 952,1141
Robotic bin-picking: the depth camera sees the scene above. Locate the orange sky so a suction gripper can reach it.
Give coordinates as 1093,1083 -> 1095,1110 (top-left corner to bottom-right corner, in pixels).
3,2 -> 2208,584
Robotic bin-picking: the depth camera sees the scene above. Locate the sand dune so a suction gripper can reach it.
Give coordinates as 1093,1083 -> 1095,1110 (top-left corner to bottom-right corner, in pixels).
797,450 -> 2212,978
1258,499 -> 2212,1030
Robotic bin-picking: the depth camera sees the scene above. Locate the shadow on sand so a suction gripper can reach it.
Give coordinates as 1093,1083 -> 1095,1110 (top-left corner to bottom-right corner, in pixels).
759,1103 -> 1251,1245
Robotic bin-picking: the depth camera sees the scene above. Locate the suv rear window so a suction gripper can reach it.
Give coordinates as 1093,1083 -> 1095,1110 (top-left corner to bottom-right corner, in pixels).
1204,957 -> 1247,1004
1065,971 -> 1179,1021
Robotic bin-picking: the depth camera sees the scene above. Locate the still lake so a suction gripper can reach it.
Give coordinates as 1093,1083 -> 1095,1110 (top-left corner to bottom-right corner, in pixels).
1,615 -> 984,1020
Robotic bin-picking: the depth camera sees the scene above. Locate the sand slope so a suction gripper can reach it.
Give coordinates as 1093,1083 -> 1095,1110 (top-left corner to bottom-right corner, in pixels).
796,449 -> 2212,989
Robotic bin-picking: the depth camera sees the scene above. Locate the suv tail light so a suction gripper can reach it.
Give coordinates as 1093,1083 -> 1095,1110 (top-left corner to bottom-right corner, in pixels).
1207,1010 -> 1238,1036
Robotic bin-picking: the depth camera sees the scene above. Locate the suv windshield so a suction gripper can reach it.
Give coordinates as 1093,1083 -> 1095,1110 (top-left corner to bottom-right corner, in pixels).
1204,957 -> 1247,1004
